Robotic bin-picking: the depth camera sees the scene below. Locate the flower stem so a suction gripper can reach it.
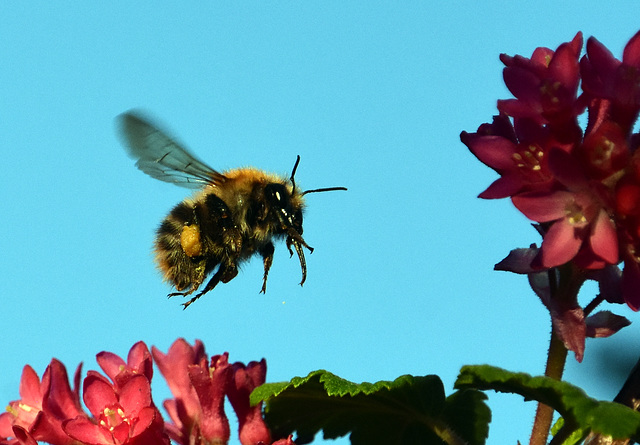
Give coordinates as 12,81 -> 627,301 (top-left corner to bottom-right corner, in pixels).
583,293 -> 604,317
529,328 -> 568,445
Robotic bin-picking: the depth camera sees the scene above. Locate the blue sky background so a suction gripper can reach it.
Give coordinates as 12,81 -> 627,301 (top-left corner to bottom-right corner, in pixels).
3,2 -> 640,444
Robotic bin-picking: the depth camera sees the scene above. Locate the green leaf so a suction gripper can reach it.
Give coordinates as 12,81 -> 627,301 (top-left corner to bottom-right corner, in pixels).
251,370 -> 490,445
455,365 -> 640,441
550,417 -> 588,445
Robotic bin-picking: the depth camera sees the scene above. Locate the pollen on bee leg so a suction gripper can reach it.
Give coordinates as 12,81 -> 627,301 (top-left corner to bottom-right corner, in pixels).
181,224 -> 202,257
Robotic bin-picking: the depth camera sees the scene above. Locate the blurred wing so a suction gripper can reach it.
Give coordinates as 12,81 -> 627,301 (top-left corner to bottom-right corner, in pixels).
118,111 -> 226,189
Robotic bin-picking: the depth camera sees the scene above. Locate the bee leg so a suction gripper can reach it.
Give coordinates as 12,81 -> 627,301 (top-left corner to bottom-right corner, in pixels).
287,237 -> 308,286
259,242 -> 275,293
167,259 -> 207,298
181,263 -> 238,309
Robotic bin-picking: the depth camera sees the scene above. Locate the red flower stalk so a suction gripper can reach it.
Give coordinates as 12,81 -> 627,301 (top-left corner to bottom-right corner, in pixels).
152,339 -> 233,445
186,353 -> 233,445
463,30 -> 640,358
151,339 -> 208,433
227,360 -> 270,445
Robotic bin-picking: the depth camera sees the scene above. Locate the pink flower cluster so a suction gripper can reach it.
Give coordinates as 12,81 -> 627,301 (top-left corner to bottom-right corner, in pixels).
461,31 -> 640,310
0,340 -> 294,445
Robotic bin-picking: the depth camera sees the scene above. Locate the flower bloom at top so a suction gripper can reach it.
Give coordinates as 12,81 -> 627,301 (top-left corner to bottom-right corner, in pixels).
498,32 -> 585,141
462,30 -> 640,310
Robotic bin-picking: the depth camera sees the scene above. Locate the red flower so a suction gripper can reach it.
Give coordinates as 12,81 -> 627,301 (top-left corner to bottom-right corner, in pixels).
152,339 -> 232,445
581,31 -> 640,133
188,353 -> 233,445
0,360 -> 86,445
96,341 -> 154,391
498,32 -> 585,143
2,341 -> 291,445
151,339 -> 207,431
227,360 -> 270,445
0,366 -> 44,444
514,191 -> 617,267
153,339 -> 284,445
63,372 -> 165,445
511,146 -> 619,269
462,115 -> 570,199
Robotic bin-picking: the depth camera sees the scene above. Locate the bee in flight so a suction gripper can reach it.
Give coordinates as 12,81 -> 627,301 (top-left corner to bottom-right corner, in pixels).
118,111 -> 346,308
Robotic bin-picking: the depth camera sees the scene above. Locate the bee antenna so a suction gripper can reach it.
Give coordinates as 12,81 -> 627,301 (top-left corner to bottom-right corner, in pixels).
291,155 -> 347,195
302,186 -> 348,196
290,155 -> 301,193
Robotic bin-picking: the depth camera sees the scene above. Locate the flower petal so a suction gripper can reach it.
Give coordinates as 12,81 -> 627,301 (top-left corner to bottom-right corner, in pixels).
462,133 -> 518,171
623,30 -> 640,67
478,174 -> 523,199
119,375 -> 152,416
11,426 -> 39,445
589,209 -> 618,264
512,191 -> 573,222
83,374 -> 117,417
503,66 -> 541,104
95,352 -> 126,384
129,407 -> 156,438
63,416 -> 115,445
126,342 -> 154,382
549,36 -> 582,92
540,219 -> 582,267
18,366 -> 42,407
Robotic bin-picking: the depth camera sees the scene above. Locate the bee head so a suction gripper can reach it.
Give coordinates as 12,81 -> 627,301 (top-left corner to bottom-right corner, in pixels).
261,156 -> 348,254
264,183 -> 304,235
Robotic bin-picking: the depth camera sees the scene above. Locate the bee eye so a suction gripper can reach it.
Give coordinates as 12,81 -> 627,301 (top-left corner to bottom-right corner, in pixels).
264,184 -> 289,208
292,208 -> 303,232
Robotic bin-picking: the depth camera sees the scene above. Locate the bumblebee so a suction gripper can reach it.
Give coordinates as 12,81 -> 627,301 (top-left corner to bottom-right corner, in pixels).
118,111 -> 346,308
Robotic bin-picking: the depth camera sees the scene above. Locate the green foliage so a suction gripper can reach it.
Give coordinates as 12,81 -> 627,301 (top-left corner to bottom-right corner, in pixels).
550,418 -> 587,445
251,370 -> 490,445
455,365 -> 640,441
